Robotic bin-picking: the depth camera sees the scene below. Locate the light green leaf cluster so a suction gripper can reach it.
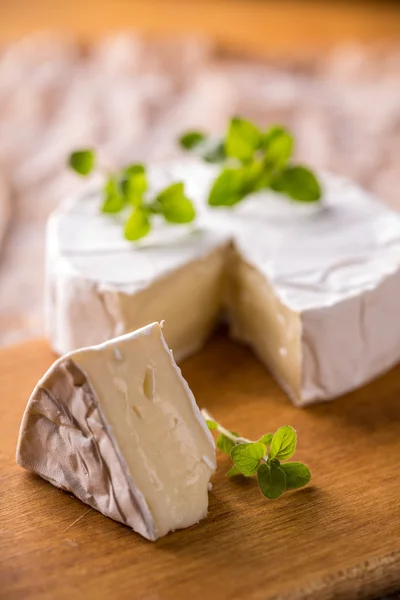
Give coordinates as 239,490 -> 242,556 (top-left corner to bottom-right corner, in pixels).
205,418 -> 311,501
68,150 -> 196,241
179,117 -> 322,206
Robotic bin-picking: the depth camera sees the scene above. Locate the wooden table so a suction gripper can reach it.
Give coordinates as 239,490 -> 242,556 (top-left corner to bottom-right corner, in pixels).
1,332 -> 400,600
0,0 -> 400,57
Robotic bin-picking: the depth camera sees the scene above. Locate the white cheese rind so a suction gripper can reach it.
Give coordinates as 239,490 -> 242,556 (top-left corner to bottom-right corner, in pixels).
46,162 -> 400,405
16,322 -> 216,540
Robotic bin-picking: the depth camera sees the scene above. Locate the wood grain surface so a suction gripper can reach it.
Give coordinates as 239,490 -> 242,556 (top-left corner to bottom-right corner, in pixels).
1,331 -> 400,600
0,0 -> 400,57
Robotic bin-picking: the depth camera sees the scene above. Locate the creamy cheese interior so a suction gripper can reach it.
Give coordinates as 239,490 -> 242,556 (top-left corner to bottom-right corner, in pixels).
72,322 -> 216,538
107,244 -> 229,362
225,247 -> 302,401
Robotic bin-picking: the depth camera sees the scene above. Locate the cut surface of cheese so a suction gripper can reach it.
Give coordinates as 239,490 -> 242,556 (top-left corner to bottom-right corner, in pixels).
47,161 -> 400,405
16,322 -> 216,540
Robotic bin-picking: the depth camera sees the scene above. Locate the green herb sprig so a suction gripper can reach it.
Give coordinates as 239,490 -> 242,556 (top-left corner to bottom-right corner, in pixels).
202,409 -> 311,500
179,117 -> 322,206
68,149 -> 196,241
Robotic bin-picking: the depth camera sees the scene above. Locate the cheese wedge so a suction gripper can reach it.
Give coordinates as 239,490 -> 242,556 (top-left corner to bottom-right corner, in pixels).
16,322 -> 216,540
46,162 -> 400,405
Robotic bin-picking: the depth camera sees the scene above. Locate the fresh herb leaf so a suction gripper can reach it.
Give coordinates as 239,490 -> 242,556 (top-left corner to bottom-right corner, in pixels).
206,419 -> 218,430
225,117 -> 261,162
101,176 -> 125,213
156,182 -> 196,223
124,207 -> 151,241
68,150 -> 197,242
124,164 -> 145,176
258,433 -> 273,446
179,131 -> 206,150
178,117 -> 322,207
257,463 -> 286,499
208,168 -> 244,206
68,149 -> 95,176
271,165 -> 321,202
179,130 -> 226,163
231,441 -> 266,476
120,164 -> 147,206
226,465 -> 242,477
198,138 -> 226,163
216,431 -> 239,455
269,426 -> 297,461
280,462 -> 311,490
201,409 -> 312,502
262,126 -> 293,170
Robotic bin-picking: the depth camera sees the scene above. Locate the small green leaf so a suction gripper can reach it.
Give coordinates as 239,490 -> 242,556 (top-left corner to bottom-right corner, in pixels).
257,463 -> 286,500
262,126 -> 293,169
198,138 -> 226,163
261,125 -> 287,147
239,160 -> 265,194
225,117 -> 261,162
280,462 -> 311,489
124,164 -> 145,175
271,165 -> 321,202
258,433 -> 273,446
68,149 -> 95,176
226,465 -> 242,477
269,425 -> 297,461
124,207 -> 151,241
206,419 -> 218,430
120,164 -> 147,206
179,131 -> 206,150
231,442 -> 266,476
156,182 -> 196,223
101,176 -> 125,213
216,431 -> 239,455
208,168 -> 244,206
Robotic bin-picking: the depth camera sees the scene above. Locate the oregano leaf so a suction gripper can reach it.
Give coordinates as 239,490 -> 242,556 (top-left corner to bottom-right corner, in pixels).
124,207 -> 151,241
68,149 -> 95,176
208,168 -> 244,206
121,164 -> 147,206
179,131 -> 206,150
226,465 -> 242,477
280,462 -> 311,490
231,441 -> 266,476
262,126 -> 293,169
216,431 -> 240,455
225,117 -> 261,162
271,165 -> 321,202
156,182 -> 196,223
199,138 -> 226,163
269,426 -> 297,461
206,419 -> 218,430
101,176 -> 125,213
258,433 -> 273,446
257,463 -> 286,499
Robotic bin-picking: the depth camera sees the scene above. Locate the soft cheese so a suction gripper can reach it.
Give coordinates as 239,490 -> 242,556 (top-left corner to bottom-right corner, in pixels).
16,322 -> 216,540
46,164 -> 230,360
46,162 -> 400,405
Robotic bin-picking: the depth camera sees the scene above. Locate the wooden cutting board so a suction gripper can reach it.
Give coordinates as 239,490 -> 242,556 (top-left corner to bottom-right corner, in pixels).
1,332 -> 400,600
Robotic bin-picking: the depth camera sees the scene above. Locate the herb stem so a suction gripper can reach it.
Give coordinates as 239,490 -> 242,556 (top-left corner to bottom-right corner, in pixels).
201,409 -> 251,445
202,408 -> 269,462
